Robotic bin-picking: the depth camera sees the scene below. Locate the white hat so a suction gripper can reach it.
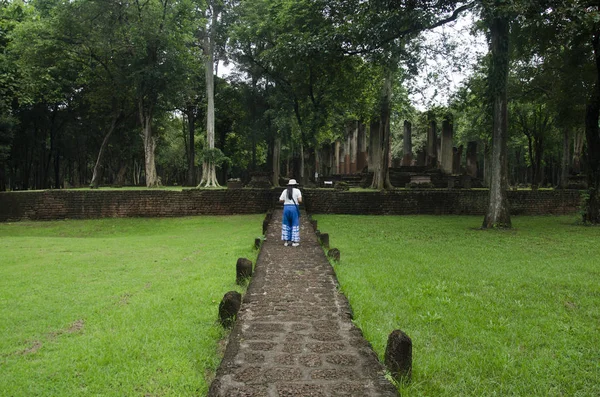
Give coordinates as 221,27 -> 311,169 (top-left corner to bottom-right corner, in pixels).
288,179 -> 298,185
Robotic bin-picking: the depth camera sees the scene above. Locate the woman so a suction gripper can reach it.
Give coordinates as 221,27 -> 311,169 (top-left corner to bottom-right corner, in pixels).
279,179 -> 302,247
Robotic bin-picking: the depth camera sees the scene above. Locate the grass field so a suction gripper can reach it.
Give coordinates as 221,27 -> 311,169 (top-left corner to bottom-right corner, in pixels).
0,215 -> 262,396
314,214 -> 600,396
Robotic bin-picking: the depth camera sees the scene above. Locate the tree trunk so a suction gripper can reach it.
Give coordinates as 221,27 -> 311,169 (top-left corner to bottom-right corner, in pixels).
139,99 -> 159,188
559,127 -> 570,189
482,14 -> 511,229
186,105 -> 196,186
583,30 -> 600,223
371,71 -> 394,189
573,129 -> 584,174
534,135 -> 544,187
115,163 -> 128,186
0,164 -> 5,191
584,86 -> 600,223
198,5 -> 220,188
273,136 -> 281,186
90,111 -> 121,188
300,142 -> 306,184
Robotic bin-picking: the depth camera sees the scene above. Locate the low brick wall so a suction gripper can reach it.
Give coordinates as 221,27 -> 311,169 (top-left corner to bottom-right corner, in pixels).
0,188 -> 582,222
300,189 -> 582,216
0,189 -> 273,221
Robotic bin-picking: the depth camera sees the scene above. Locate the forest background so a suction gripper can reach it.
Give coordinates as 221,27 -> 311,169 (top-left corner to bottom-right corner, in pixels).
1,0 -> 600,225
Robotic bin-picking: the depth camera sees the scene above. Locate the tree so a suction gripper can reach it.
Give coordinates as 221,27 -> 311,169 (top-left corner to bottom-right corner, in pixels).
517,0 -> 600,222
480,1 -> 512,228
197,0 -> 234,188
332,0 -> 476,189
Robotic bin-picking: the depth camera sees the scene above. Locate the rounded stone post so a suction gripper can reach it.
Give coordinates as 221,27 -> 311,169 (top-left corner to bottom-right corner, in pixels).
327,248 -> 340,262
384,329 -> 412,381
319,233 -> 329,248
236,258 -> 253,285
218,291 -> 242,328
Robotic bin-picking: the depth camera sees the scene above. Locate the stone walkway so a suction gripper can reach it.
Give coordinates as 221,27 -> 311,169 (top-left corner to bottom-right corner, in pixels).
208,209 -> 398,397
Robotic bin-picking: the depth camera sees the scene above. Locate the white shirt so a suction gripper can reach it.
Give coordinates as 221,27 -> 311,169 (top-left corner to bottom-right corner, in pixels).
279,188 -> 302,205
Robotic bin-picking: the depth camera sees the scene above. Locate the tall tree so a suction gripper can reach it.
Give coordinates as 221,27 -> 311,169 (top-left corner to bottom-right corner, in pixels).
480,2 -> 512,228
197,0 -> 220,187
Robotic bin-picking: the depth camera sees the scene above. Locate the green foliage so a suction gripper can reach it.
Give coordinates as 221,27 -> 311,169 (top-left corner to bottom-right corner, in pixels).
0,0 -> 597,192
200,147 -> 230,169
316,214 -> 600,396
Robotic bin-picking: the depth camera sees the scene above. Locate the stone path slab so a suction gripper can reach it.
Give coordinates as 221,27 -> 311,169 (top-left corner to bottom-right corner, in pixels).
208,209 -> 398,397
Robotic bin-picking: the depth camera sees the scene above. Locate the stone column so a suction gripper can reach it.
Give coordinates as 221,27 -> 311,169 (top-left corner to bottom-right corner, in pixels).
416,148 -> 426,166
440,118 -> 453,174
334,141 -> 341,174
357,122 -> 368,172
401,120 -> 413,166
368,121 -> 381,173
466,141 -> 478,177
350,121 -> 358,173
344,135 -> 351,174
452,145 -> 463,174
427,120 -> 437,167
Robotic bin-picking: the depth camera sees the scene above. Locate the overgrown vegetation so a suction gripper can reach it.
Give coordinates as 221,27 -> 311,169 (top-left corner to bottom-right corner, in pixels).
315,214 -> 600,396
0,215 -> 262,396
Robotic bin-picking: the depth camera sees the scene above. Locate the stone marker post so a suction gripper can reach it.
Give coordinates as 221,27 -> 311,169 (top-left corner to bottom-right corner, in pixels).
357,122 -> 368,172
452,145 -> 463,175
319,233 -> 330,249
236,258 -> 253,285
466,141 -> 478,177
427,120 -> 437,167
440,118 -> 453,174
327,248 -> 340,262
218,291 -> 242,328
384,329 -> 412,381
401,120 -> 413,166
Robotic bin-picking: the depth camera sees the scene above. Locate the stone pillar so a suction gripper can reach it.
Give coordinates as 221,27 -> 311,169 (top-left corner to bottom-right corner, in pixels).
401,120 -> 413,166
357,122 -> 368,172
440,118 -> 453,174
452,145 -> 463,174
368,121 -> 381,173
344,136 -> 351,174
350,122 -> 358,173
416,148 -> 426,166
335,141 -> 341,174
466,141 -> 478,177
426,120 -> 437,167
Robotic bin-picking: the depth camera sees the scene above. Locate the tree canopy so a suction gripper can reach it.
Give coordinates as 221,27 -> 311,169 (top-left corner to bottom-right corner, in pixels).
1,0 -> 599,222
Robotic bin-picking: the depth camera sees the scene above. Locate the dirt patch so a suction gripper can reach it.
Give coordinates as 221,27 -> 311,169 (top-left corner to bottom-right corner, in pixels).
20,341 -> 42,355
66,319 -> 85,333
50,319 -> 85,338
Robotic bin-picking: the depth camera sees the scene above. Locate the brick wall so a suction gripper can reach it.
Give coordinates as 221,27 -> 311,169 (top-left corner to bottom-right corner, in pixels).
0,189 -> 273,221
0,188 -> 582,222
298,189 -> 582,216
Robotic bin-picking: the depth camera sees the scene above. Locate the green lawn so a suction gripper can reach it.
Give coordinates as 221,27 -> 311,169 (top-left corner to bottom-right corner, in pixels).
314,214 -> 600,396
0,215 -> 262,396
